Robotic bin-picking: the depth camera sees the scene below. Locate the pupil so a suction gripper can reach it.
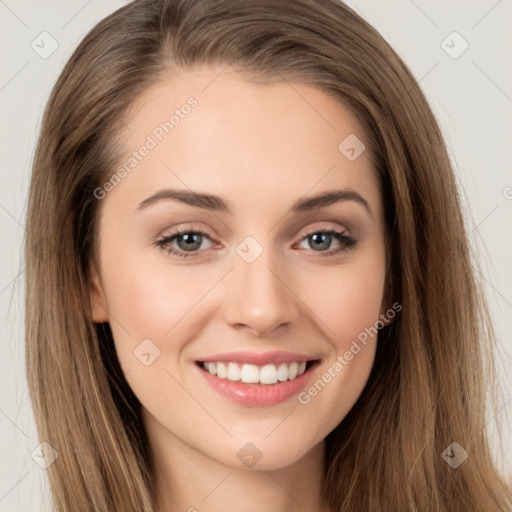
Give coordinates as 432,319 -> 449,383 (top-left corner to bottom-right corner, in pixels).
179,233 -> 201,251
310,233 -> 330,250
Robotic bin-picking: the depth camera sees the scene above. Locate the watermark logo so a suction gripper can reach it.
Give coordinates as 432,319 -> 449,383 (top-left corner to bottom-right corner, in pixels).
31,441 -> 58,469
338,134 -> 366,161
237,442 -> 262,468
31,31 -> 59,59
441,31 -> 469,59
441,441 -> 468,469
133,338 -> 161,366
235,236 -> 264,264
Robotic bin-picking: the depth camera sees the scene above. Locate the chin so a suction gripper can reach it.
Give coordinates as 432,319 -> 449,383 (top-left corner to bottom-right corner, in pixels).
218,433 -> 322,472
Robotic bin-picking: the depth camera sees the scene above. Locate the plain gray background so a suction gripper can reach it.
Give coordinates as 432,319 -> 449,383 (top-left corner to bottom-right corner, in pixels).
1,1 -> 511,510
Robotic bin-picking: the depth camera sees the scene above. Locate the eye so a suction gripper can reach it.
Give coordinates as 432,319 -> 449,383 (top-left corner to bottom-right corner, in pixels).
295,228 -> 358,256
155,228 -> 216,259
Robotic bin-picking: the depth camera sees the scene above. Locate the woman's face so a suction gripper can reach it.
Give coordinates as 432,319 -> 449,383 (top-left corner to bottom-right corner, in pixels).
90,66 -> 388,470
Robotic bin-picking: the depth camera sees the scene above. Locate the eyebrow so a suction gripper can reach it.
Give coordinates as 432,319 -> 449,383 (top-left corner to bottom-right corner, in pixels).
136,188 -> 372,217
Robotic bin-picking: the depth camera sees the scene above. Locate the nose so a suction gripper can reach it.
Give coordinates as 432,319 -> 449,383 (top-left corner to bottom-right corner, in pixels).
223,245 -> 301,338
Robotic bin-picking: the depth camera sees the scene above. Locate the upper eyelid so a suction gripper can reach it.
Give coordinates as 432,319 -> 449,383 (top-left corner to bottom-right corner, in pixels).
159,218 -> 351,237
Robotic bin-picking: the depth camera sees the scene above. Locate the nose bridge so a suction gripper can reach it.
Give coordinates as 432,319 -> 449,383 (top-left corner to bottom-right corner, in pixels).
223,235 -> 299,337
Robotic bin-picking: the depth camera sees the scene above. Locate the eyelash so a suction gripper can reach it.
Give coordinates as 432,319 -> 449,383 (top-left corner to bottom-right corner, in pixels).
154,226 -> 359,260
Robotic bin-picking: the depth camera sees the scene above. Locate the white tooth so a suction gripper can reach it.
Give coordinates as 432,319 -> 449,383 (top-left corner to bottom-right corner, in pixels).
260,364 -> 278,385
211,360 -> 307,383
277,363 -> 289,382
227,362 -> 241,381
288,362 -> 299,379
202,362 -> 209,371
240,364 -> 260,384
216,362 -> 227,379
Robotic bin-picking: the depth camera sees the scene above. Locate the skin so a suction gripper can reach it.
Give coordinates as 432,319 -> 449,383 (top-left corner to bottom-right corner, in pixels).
90,66 -> 390,512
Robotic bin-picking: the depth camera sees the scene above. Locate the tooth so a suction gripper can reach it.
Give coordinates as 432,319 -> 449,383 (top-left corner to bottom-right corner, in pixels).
206,360 -> 310,383
260,364 -> 278,385
277,363 -> 289,382
288,362 -> 299,379
227,362 -> 241,381
216,362 -> 227,379
240,364 -> 260,384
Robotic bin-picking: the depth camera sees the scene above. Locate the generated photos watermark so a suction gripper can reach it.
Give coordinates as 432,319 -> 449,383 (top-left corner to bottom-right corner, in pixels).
297,302 -> 402,405
93,96 -> 198,200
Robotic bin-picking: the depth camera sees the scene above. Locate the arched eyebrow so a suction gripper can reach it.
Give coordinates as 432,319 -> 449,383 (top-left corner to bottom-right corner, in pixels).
136,188 -> 372,218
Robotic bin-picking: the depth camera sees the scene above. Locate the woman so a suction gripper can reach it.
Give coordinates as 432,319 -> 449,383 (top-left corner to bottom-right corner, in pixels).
25,0 -> 512,510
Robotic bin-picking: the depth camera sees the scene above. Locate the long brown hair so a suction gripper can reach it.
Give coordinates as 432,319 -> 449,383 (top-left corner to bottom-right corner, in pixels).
25,0 -> 511,510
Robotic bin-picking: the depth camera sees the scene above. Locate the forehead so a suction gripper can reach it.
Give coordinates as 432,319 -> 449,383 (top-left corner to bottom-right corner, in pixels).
107,66 -> 380,217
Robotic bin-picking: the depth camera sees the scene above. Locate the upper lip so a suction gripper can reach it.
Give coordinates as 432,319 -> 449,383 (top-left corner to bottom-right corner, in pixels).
197,350 -> 321,366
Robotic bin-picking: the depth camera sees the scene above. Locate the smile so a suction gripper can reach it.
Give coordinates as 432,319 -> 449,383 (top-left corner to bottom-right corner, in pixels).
200,361 -> 309,384
194,352 -> 321,407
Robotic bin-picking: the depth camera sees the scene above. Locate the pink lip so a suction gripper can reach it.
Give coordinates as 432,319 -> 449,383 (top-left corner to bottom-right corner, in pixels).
197,350 -> 319,366
194,357 -> 321,407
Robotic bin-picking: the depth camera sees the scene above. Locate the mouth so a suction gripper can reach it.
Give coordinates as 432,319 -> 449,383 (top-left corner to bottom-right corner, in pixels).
194,355 -> 321,407
195,359 -> 319,385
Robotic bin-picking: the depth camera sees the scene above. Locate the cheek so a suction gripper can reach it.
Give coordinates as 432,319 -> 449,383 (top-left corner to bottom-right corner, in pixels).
293,253 -> 385,417
304,259 -> 386,350
100,244 -> 223,364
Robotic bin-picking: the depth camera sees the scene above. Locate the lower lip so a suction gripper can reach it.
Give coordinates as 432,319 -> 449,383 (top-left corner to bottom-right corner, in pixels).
195,361 -> 320,407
